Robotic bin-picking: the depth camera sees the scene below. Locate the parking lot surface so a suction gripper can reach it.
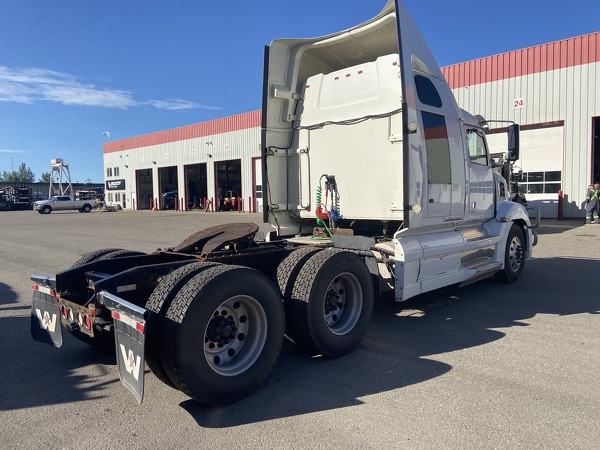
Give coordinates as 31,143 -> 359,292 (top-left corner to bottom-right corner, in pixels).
1,210 -> 599,449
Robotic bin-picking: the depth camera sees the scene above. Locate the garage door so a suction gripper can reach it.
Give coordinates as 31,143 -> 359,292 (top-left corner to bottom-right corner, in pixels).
487,125 -> 564,218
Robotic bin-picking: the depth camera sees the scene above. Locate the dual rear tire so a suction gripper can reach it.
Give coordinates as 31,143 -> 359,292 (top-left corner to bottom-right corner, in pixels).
277,248 -> 374,358
147,264 -> 285,406
144,262 -> 220,387
146,248 -> 374,405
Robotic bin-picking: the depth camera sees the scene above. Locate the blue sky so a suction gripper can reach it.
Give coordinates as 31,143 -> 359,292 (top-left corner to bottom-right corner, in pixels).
1,0 -> 598,183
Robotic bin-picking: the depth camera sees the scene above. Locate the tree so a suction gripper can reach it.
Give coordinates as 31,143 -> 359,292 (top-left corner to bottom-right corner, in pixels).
39,172 -> 51,183
0,171 -> 14,182
0,163 -> 36,183
17,163 -> 35,182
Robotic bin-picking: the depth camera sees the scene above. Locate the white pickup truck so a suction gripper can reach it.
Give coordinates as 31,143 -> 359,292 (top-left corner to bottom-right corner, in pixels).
33,196 -> 95,214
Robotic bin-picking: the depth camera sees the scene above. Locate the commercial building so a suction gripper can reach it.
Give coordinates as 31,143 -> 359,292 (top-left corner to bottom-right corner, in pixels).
443,31 -> 600,218
103,31 -> 600,219
103,111 -> 262,213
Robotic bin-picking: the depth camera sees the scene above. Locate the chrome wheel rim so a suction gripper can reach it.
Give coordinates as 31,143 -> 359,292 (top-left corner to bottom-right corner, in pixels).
203,295 -> 267,376
508,235 -> 523,273
322,273 -> 363,335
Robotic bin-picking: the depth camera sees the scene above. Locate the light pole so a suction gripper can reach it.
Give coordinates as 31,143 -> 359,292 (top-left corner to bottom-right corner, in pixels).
103,131 -> 111,142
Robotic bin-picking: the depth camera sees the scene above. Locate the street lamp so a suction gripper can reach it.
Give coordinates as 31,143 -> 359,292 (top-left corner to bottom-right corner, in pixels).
103,131 -> 111,142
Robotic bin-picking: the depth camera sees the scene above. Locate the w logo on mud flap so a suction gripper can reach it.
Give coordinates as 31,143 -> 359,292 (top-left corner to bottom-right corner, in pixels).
119,344 -> 142,381
35,309 -> 58,333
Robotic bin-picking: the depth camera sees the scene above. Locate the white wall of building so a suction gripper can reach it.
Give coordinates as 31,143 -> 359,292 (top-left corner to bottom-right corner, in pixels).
103,119 -> 261,212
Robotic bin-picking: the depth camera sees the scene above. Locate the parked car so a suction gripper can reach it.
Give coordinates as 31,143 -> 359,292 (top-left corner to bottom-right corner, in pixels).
162,191 -> 178,210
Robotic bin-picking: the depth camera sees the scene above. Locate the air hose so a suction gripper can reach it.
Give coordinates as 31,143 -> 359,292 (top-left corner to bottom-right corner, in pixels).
314,175 -> 341,237
315,181 -> 330,220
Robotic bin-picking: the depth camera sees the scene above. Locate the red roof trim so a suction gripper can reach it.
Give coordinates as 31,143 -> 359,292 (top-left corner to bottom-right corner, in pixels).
103,110 -> 261,154
441,32 -> 600,89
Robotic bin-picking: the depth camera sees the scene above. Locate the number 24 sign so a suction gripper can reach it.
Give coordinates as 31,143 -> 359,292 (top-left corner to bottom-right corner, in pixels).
513,98 -> 524,109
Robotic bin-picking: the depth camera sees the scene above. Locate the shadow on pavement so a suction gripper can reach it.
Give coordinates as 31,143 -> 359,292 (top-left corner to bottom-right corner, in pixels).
536,219 -> 584,235
2,253 -> 597,418
0,282 -> 18,305
181,256 -> 600,427
0,311 -> 117,411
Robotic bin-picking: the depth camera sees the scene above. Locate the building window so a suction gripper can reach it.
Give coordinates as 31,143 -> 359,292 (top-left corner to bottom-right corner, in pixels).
114,167 -> 120,177
107,167 -> 113,177
517,171 -> 562,194
115,192 -> 121,202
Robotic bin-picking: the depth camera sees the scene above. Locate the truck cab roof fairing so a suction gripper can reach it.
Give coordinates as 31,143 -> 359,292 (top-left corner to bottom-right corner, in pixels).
263,0 -> 461,134
265,4 -> 399,134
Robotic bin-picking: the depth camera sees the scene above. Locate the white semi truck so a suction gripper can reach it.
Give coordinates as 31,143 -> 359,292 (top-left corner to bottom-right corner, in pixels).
31,0 -> 538,405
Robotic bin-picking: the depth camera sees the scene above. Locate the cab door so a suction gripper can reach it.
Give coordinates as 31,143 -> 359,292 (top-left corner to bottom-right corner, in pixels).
422,111 -> 451,219
421,111 -> 466,225
465,128 -> 494,220
56,196 -> 71,209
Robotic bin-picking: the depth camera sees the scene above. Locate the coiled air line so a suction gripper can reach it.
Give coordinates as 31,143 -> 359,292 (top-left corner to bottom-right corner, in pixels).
314,174 -> 341,237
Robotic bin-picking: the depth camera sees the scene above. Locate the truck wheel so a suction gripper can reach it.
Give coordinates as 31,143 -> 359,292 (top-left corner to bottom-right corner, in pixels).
495,224 -> 525,283
289,249 -> 374,358
42,205 -> 52,214
82,204 -> 92,213
162,265 -> 284,405
71,248 -> 126,267
276,246 -> 322,340
145,261 -> 220,388
96,249 -> 146,260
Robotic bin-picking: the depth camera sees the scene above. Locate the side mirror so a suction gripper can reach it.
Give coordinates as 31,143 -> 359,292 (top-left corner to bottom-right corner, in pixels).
507,124 -> 520,161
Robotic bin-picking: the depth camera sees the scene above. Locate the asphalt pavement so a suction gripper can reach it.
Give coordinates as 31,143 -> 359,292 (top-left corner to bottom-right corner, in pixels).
0,210 -> 598,449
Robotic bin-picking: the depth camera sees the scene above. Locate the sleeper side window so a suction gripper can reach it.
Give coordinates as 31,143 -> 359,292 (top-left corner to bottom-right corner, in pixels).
415,75 -> 442,108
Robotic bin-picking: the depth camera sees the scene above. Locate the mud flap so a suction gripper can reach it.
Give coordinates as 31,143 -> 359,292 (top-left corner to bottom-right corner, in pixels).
31,277 -> 63,348
98,291 -> 148,404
